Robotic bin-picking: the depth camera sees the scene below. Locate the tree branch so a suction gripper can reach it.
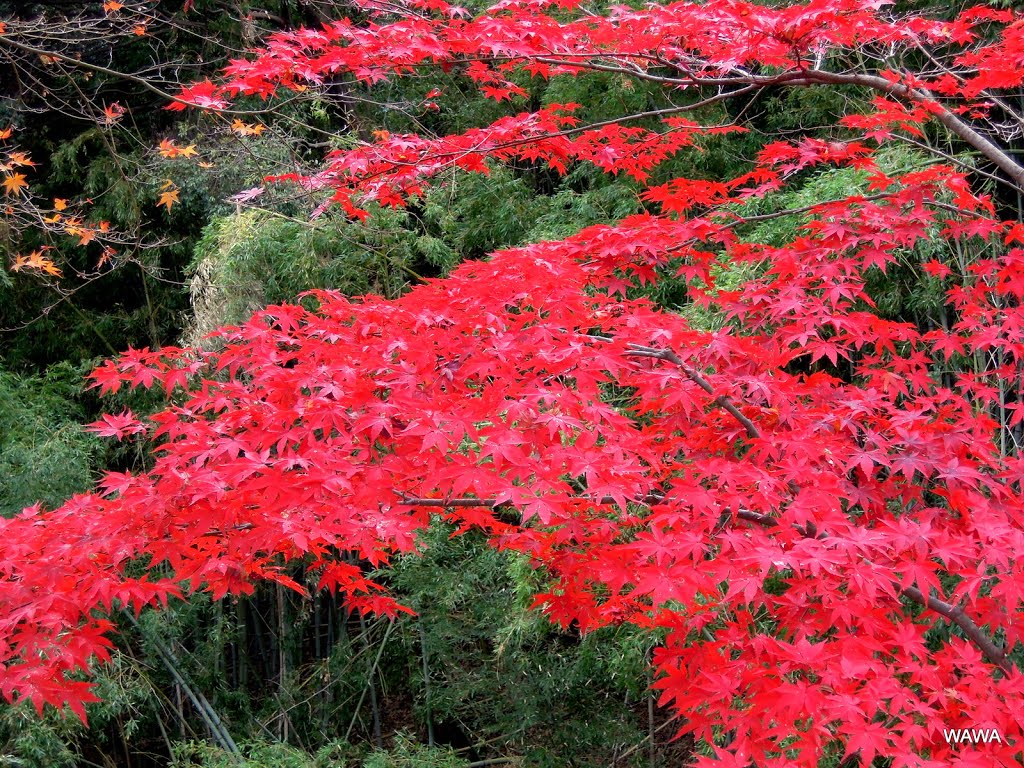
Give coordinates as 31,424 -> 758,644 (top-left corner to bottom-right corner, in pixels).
791,69 -> 1024,191
901,586 -> 1011,673
395,491 -> 667,509
623,343 -> 761,440
535,56 -> 1024,191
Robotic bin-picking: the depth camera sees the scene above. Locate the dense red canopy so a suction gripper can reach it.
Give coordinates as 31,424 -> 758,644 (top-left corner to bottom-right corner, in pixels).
4,1 -> 1024,764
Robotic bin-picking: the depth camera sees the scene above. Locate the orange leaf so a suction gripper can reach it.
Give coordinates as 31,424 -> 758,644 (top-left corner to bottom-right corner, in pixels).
133,24 -> 147,36
3,173 -> 28,195
103,0 -> 124,12
12,249 -> 61,277
158,138 -> 198,159
103,103 -> 125,125
7,152 -> 35,167
158,188 -> 180,211
0,126 -> 12,140
53,198 -> 68,211
231,119 -> 266,137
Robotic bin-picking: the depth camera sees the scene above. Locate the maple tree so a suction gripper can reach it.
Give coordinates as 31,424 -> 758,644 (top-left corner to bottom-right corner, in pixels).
5,0 -> 1024,765
0,2 -> 280,333
0,8 -> 155,272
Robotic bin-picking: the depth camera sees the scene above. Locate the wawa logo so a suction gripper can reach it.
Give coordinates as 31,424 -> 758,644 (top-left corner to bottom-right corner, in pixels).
943,728 -> 1004,746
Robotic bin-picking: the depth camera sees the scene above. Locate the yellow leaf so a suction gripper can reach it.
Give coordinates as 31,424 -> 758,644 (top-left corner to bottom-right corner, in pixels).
2,173 -> 28,195
63,217 -> 86,240
198,161 -> 215,169
44,213 -> 62,224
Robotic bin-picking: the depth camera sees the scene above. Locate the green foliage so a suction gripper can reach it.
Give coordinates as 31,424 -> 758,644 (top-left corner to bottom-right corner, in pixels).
0,703 -> 80,768
523,169 -> 642,243
0,362 -> 98,517
423,168 -> 545,258
542,70 -> 653,125
187,158 -> 647,340
2,128 -> 189,368
185,208 -> 428,341
732,145 -> 951,328
386,525 -> 655,766
362,735 -> 468,768
168,735 -> 466,768
171,740 -> 330,768
0,654 -> 157,768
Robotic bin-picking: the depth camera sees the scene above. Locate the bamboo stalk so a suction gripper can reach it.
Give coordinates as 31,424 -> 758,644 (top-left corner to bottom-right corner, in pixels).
345,617 -> 394,746
122,612 -> 241,760
418,610 -> 435,747
278,583 -> 288,743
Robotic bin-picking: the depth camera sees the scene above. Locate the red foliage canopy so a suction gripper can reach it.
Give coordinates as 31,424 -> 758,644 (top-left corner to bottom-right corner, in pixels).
4,0 -> 1024,765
